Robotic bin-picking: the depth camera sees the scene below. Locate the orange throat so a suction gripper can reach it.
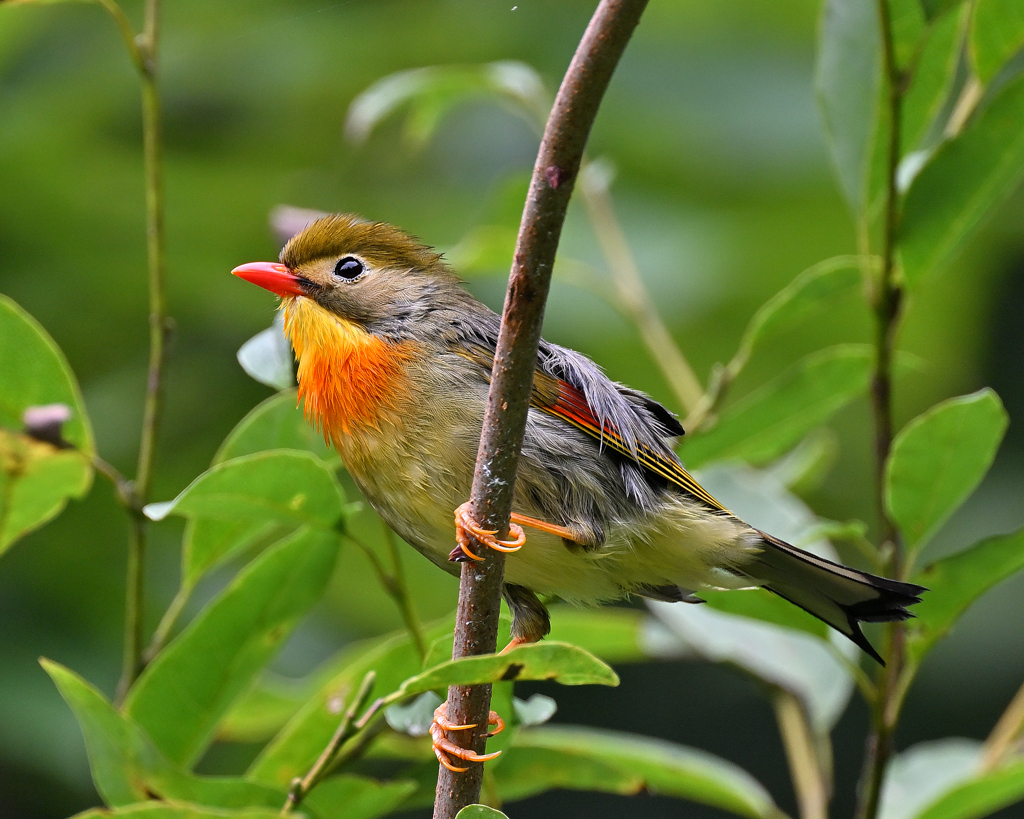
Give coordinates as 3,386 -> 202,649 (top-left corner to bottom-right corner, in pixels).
281,298 -> 414,439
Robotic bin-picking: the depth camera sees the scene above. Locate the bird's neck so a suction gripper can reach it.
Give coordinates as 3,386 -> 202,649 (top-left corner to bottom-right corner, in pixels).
281,298 -> 415,439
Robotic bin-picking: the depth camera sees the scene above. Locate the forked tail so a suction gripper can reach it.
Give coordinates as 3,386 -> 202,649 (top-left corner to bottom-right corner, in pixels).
751,530 -> 925,664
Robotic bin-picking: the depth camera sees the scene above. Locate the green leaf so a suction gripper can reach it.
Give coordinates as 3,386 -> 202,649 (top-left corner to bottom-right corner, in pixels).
699,589 -> 828,639
237,316 -> 294,391
125,527 -> 339,766
183,518 -> 289,591
879,739 -> 983,819
732,257 -> 864,373
902,4 -> 969,152
250,624 -> 447,785
71,805 -> 284,819
917,757 -> 1024,819
181,399 -> 344,659
385,691 -> 442,737
886,389 -> 1007,554
41,660 -> 286,810
217,672 -> 316,744
901,75 -> 1024,286
651,600 -> 854,733
0,296 -> 94,554
345,62 -> 547,148
512,694 -> 557,727
455,807 -> 509,819
214,391 -> 335,466
681,345 -> 874,469
971,0 -> 1024,84
546,606 -> 653,664
891,0 -> 928,69
395,641 -> 618,698
304,775 -> 417,819
492,745 -> 643,803
0,296 -> 92,450
513,726 -> 782,819
816,0 -> 883,215
0,430 -> 92,555
145,450 -> 348,531
908,526 -> 1024,662
920,0 -> 967,21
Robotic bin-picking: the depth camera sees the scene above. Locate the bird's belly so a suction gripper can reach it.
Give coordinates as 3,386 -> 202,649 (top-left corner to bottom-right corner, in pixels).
334,422 -> 760,604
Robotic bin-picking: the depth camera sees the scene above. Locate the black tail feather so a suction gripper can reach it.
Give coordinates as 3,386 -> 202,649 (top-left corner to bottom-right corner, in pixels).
753,530 -> 926,665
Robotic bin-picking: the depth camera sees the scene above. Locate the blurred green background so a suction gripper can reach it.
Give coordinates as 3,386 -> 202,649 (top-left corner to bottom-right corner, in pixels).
1,0 -> 1023,816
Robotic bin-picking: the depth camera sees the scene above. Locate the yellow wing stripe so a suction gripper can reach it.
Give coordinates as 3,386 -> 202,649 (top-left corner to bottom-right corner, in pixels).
538,406 -> 728,513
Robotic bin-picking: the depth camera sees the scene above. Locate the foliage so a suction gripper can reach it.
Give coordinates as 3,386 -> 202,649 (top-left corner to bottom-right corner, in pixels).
2,0 -> 1024,818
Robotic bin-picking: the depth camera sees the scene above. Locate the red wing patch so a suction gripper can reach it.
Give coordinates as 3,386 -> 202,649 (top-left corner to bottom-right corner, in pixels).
539,380 -> 728,513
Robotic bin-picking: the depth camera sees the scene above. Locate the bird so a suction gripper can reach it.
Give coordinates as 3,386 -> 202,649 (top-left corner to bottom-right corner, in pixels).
233,213 -> 924,770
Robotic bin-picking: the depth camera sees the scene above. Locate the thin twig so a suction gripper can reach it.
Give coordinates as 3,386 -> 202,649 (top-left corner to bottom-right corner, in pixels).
774,690 -> 829,819
347,532 -> 427,663
855,0 -> 908,815
91,454 -> 140,513
982,678 -> 1024,771
579,163 -> 705,413
283,671 -> 377,813
116,0 -> 170,704
141,583 -> 190,665
381,523 -> 427,662
432,2 -> 649,816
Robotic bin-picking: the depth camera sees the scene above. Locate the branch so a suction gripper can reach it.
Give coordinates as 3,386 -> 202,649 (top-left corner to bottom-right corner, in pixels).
432,1 -> 649,816
856,0 -> 908,816
117,0 -> 170,703
282,671 -> 377,813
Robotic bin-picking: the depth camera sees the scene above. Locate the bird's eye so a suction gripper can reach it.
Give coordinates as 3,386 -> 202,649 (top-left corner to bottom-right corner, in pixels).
333,256 -> 365,280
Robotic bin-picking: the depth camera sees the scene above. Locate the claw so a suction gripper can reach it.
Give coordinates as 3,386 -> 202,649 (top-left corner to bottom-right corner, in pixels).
451,502 -> 526,562
430,703 -> 503,771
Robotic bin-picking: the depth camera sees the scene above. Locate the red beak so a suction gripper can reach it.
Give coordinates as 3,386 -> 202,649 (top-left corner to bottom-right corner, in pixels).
232,262 -> 306,297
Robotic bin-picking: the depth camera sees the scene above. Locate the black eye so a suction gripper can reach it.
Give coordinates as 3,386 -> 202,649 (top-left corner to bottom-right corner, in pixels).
333,256 -> 364,280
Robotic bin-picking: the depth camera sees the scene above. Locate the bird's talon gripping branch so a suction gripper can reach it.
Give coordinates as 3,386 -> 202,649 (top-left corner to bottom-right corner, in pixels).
430,703 -> 504,772
451,502 -> 526,562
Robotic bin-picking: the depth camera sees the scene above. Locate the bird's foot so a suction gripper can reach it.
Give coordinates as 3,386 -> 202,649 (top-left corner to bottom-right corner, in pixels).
430,703 -> 504,772
449,502 -> 526,562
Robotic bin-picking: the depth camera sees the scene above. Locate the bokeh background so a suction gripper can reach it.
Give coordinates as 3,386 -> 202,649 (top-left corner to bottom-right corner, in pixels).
1,1 -> 1023,817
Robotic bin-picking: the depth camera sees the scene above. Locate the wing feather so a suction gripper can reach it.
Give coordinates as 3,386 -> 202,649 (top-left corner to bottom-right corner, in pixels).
454,335 -> 727,512
533,373 -> 728,513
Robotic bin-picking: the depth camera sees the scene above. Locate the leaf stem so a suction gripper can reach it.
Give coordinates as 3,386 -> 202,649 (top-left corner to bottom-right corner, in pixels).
774,690 -> 829,819
141,583 -> 190,665
982,677 -> 1024,771
115,0 -> 169,703
282,670 -> 377,813
855,1 -> 908,815
433,2 -> 649,816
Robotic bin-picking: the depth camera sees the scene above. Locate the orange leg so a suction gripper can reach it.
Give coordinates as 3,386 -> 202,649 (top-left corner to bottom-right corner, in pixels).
450,505 -> 586,563
510,512 -> 582,542
430,703 -> 505,772
499,633 -> 541,654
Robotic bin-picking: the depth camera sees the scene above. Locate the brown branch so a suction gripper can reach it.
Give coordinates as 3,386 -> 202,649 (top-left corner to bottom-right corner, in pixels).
431,1 -> 649,816
856,0 -> 908,816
